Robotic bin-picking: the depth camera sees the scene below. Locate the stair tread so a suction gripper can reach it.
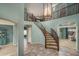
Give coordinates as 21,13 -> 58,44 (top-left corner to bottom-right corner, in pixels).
46,39 -> 54,40
46,39 -> 55,40
46,44 -> 57,46
46,36 -> 53,38
45,34 -> 49,35
46,36 -> 54,38
46,46 -> 57,49
46,41 -> 55,42
46,42 -> 57,45
46,41 -> 56,43
46,35 -> 52,37
46,37 -> 53,38
46,45 -> 57,48
46,38 -> 54,40
46,39 -> 55,41
46,47 -> 58,50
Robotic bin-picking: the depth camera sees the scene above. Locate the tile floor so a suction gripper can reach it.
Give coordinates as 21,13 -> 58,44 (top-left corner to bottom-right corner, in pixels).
25,44 -> 58,56
0,44 -> 17,56
25,39 -> 79,56
0,39 -> 79,56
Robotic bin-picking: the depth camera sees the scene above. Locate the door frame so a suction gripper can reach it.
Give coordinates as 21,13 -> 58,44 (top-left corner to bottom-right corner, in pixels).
57,24 -> 78,50
0,18 -> 16,45
27,25 -> 32,44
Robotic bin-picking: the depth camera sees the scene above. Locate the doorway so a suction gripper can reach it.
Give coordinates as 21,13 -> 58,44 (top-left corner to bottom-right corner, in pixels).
24,25 -> 32,54
58,25 -> 77,51
0,19 -> 17,56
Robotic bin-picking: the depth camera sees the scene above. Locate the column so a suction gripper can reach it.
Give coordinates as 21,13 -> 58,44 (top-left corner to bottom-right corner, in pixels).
17,22 -> 24,56
13,25 -> 17,45
27,26 -> 32,43
76,23 -> 79,51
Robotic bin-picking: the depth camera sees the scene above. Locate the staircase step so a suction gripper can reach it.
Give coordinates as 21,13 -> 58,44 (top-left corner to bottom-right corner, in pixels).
46,39 -> 55,41
46,45 -> 58,49
46,37 -> 54,40
46,42 -> 56,44
45,36 -> 53,37
46,45 -> 57,47
45,35 -> 50,36
46,43 -> 57,45
46,40 -> 55,42
46,36 -> 53,38
45,34 -> 49,35
45,36 -> 50,37
45,35 -> 49,36
46,37 -> 53,39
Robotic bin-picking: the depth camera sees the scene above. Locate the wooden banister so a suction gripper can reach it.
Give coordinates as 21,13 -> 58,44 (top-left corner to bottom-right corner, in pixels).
34,21 -> 59,51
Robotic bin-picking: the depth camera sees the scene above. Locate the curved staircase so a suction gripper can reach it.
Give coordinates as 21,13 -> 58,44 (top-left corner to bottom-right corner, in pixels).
34,21 -> 59,51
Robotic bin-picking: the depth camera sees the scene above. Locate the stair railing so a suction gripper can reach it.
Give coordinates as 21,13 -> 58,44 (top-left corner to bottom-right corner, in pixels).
34,21 -> 59,51
34,21 -> 46,33
51,28 -> 59,51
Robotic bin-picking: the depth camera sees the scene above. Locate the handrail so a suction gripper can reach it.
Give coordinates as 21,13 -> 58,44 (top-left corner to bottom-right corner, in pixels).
34,21 -> 46,33
34,21 -> 59,41
51,28 -> 59,51
34,21 -> 59,51
53,3 -> 79,19
51,28 -> 59,40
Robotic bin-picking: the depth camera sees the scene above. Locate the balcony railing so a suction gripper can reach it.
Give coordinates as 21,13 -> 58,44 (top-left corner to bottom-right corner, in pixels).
53,3 -> 79,19
24,4 -> 79,21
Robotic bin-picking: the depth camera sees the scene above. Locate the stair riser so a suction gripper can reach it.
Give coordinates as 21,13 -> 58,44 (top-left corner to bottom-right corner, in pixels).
45,37 -> 54,38
46,47 -> 57,49
46,39 -> 55,42
46,41 -> 55,43
45,47 -> 58,50
46,44 -> 57,46
46,42 -> 57,45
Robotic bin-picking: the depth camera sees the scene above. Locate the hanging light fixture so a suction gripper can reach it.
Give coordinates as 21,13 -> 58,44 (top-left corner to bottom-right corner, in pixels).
43,3 -> 52,20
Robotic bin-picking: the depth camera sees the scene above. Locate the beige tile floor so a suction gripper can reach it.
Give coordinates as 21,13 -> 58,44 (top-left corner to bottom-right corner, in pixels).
0,39 -> 79,56
25,39 -> 79,56
59,39 -> 79,56
59,39 -> 76,50
24,44 -> 58,56
0,44 -> 17,56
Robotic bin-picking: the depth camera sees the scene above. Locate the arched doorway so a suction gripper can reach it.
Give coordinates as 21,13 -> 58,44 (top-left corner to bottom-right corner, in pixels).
0,18 -> 17,56
57,21 -> 78,55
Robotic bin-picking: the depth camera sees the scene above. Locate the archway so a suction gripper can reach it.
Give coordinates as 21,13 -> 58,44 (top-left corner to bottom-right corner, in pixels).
57,21 -> 78,55
0,18 -> 17,56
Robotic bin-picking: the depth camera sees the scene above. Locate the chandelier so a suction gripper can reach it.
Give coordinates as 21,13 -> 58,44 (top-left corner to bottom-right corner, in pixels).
43,3 -> 52,20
